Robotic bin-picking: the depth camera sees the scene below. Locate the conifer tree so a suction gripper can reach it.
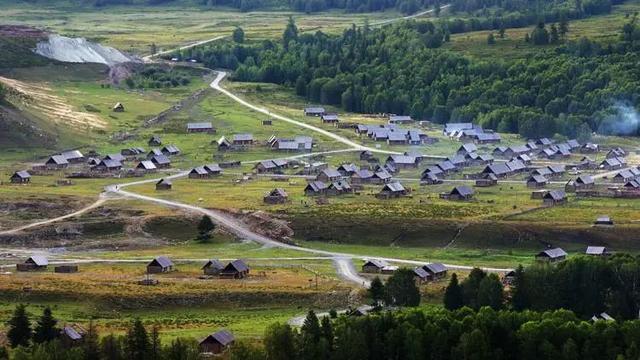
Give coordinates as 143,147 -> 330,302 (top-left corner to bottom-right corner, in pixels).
7,304 -> 31,348
33,307 -> 58,344
444,273 -> 464,310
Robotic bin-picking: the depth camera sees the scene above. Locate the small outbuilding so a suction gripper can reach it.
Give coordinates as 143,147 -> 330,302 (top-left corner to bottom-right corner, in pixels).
445,186 -> 475,201
155,178 -> 172,191
422,263 -> 448,280
148,135 -> 162,146
263,188 -> 288,204
594,216 -> 614,226
542,190 -> 567,206
220,260 -> 250,279
586,246 -> 610,256
199,330 -> 235,354
202,259 -> 225,275
10,171 -> 31,184
16,256 -> 48,272
362,259 -> 390,273
535,248 -> 567,263
54,265 -> 79,273
113,102 -> 125,112
146,256 -> 174,274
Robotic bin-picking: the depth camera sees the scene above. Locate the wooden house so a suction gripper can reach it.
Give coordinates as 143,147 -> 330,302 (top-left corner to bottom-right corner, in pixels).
321,114 -> 339,124
187,122 -> 214,133
202,259 -> 225,275
146,256 -> 174,273
199,330 -> 235,354
112,102 -> 125,112
535,248 -> 567,262
220,260 -> 250,279
444,186 -> 475,201
60,326 -> 84,347
161,145 -> 181,156
594,216 -> 614,226
413,267 -> 430,283
264,188 -> 288,204
377,182 -> 408,199
423,263 -> 447,280
136,160 -> 157,173
16,256 -> 48,272
543,190 -> 567,206
189,166 -> 210,179
362,259 -> 390,273
233,134 -> 254,146
475,173 -> 498,187
304,106 -> 325,117
151,154 -> 171,168
388,115 -> 413,124
45,155 -> 69,169
10,171 -> 31,184
54,265 -> 79,273
565,175 -> 595,192
155,178 -> 172,191
317,168 -> 342,182
386,155 -> 418,169
148,135 -> 162,146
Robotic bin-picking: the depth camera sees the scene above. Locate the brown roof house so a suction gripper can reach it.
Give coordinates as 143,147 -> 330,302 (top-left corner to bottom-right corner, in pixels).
146,256 -> 174,274
264,188 -> 288,204
220,260 -> 250,279
199,330 -> 235,354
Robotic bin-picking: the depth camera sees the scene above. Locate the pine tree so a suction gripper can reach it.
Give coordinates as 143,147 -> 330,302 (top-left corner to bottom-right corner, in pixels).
384,268 -> 421,307
368,277 -> 385,305
101,334 -> 125,360
7,304 -> 31,348
264,323 -> 296,360
233,27 -> 245,43
83,320 -> 100,360
283,16 -> 298,49
320,316 -> 333,351
150,325 -> 161,359
197,215 -> 216,242
511,265 -> 529,311
477,274 -> 504,310
126,319 -> 149,360
33,307 -> 58,344
559,15 -> 569,39
444,273 -> 464,310
550,24 -> 560,43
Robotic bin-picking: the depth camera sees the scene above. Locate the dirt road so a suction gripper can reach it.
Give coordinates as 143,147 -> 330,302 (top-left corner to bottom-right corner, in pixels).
142,36 -> 226,62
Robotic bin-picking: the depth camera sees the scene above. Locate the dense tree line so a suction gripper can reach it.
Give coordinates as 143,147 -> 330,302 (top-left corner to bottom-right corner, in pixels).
124,66 -> 191,89
445,254 -> 640,320
228,307 -> 640,360
181,17 -> 640,137
3,305 -> 200,359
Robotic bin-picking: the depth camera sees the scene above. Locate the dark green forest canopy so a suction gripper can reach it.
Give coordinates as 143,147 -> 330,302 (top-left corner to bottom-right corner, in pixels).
179,17 -> 640,138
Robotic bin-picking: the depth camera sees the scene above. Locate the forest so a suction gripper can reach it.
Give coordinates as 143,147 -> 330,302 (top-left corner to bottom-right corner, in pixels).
178,16 -> 640,138
124,66 -> 192,89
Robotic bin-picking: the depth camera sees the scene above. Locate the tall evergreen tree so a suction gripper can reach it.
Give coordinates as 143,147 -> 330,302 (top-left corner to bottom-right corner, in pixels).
477,273 -> 504,310
264,323 -> 296,360
150,325 -> 161,359
33,307 -> 58,344
283,17 -> 298,49
126,319 -> 149,360
233,27 -> 245,43
83,320 -> 100,360
385,268 -> 421,306
100,334 -> 125,360
368,277 -> 385,305
444,273 -> 465,310
7,304 -> 31,348
511,265 -> 529,311
197,215 -> 216,242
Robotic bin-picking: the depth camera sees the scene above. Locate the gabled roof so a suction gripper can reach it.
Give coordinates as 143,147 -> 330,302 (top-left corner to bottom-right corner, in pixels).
586,246 -> 607,255
320,168 -> 342,178
506,160 -> 526,172
389,115 -> 412,122
437,160 -> 456,172
363,259 -> 389,268
544,190 -> 566,201
387,132 -> 407,142
374,170 -> 392,180
321,114 -> 339,121
202,259 -> 225,270
268,188 -> 288,197
458,143 -> 477,153
201,330 -> 235,346
305,106 -> 325,114
423,263 -> 447,274
273,159 -> 288,167
353,169 -> 373,179
27,255 -> 48,266
47,155 -> 69,165
205,164 -> 222,173
148,148 -> 163,156
162,144 -> 180,154
305,181 -> 328,192
149,256 -> 173,268
338,163 -> 359,173
382,182 -> 405,192
104,153 -> 125,162
548,165 -> 566,173
413,267 -> 429,279
156,178 -> 172,186
137,160 -> 156,170
451,186 -> 474,197
388,155 -> 417,165
97,159 -> 122,168
537,247 -> 567,258
12,170 -> 31,179
532,167 -> 552,176
528,175 -> 548,184
190,166 -> 209,175
151,154 -> 171,165
576,175 -> 594,185
483,164 -> 510,175
60,150 -> 84,160
224,259 -> 249,273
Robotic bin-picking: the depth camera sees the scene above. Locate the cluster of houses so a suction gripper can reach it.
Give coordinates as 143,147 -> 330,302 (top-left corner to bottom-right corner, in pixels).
15,256 -> 78,273
361,259 -> 448,283
354,124 -> 436,146
219,134 -> 315,152
143,256 -> 250,278
444,123 -> 502,144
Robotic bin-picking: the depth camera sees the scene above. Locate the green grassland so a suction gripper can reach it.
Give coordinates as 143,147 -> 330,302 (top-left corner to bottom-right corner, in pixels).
0,3 -> 400,56
445,0 -> 640,60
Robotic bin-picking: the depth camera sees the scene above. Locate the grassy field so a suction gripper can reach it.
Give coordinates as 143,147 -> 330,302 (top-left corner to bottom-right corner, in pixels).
445,0 -> 640,60
0,3 -> 402,56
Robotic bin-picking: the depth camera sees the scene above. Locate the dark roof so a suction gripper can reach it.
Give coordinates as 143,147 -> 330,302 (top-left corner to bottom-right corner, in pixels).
528,175 -> 548,184
458,143 -> 477,153
413,267 -> 429,279
205,164 -> 222,173
156,178 -> 172,186
190,166 -> 208,175
268,188 -> 288,197
423,263 -> 447,274
305,181 -> 327,192
544,190 -> 566,201
576,175 -> 595,185
47,155 -> 69,165
382,182 -> 405,192
451,186 -> 474,197
151,154 -> 171,165
537,248 -> 567,258
363,259 -> 389,268
105,153 -> 125,162
224,259 -> 249,273
149,256 -> 173,268
201,330 -> 235,347
484,164 -> 510,176
202,259 -> 225,270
